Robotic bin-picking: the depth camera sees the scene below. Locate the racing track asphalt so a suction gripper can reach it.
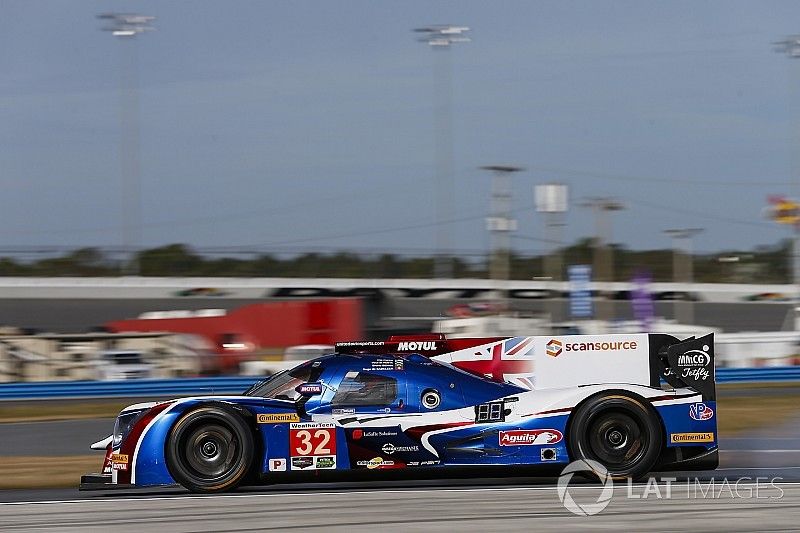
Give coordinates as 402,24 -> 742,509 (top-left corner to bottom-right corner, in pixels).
0,418 -> 114,456
1,479 -> 799,532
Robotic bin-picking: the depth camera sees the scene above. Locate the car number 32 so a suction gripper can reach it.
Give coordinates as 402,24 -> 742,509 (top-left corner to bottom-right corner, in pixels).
290,429 -> 335,456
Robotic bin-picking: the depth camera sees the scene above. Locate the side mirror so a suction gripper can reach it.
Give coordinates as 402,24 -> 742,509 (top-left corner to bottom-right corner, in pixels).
295,382 -> 324,396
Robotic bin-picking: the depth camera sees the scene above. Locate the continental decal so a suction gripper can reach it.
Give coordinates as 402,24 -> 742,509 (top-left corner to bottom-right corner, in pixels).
257,413 -> 300,424
670,432 -> 715,443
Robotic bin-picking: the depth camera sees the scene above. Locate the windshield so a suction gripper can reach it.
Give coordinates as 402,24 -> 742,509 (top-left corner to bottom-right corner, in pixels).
244,363 -> 324,400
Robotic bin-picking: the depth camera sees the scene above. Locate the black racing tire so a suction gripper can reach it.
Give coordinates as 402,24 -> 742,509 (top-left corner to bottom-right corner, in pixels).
166,405 -> 254,493
568,393 -> 662,480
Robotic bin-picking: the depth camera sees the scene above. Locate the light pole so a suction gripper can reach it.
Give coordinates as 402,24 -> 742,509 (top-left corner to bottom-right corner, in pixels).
774,36 -> 800,302
535,183 -> 569,325
98,13 -> 155,275
414,25 -> 470,279
663,228 -> 703,325
579,197 -> 625,330
482,165 -> 523,308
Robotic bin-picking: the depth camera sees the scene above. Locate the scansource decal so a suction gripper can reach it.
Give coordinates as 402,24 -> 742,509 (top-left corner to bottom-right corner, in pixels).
548,339 -> 639,353
546,339 -> 563,357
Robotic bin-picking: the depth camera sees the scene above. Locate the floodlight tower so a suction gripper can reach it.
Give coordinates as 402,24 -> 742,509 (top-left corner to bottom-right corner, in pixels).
98,13 -> 155,275
482,165 -> 524,306
535,183 -> 569,324
579,197 -> 625,329
414,25 -> 470,278
663,228 -> 704,325
774,36 -> 800,301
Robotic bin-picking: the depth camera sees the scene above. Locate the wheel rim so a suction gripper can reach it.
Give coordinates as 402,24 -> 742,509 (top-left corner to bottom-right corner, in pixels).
586,411 -> 648,470
182,423 -> 239,480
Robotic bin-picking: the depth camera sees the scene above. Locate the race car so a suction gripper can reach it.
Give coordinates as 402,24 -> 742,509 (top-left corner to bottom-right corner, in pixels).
81,332 -> 718,493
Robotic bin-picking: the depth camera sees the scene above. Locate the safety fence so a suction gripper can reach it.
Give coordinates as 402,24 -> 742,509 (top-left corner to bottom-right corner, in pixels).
1,368 -> 800,400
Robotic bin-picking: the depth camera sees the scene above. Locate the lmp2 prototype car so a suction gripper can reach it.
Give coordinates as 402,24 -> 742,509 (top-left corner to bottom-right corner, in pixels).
81,332 -> 718,493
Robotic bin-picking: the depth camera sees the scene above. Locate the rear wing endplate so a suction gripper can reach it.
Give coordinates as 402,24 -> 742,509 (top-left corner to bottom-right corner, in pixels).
649,333 -> 715,400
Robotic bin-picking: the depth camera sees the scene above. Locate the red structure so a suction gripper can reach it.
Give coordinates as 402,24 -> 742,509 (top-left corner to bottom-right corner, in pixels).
106,299 -> 362,373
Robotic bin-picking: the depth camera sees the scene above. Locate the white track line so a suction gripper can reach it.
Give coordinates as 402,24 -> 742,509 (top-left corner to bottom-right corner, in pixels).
4,481 -> 800,506
720,449 -> 800,453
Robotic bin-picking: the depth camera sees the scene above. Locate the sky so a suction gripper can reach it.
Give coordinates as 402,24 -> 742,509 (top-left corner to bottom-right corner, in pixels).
3,1 -> 800,258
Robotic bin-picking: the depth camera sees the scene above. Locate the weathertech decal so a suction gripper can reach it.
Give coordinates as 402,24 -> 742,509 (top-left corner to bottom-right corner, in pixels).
257,413 -> 300,424
499,429 -> 564,446
670,432 -> 715,443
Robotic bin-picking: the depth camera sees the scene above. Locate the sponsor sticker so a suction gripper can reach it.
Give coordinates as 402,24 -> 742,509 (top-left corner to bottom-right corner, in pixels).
291,456 -> 314,470
357,457 -> 395,469
364,430 -> 399,438
296,382 -> 323,395
290,422 -> 335,430
257,413 -> 300,424
268,458 -> 287,472
499,429 -> 564,446
546,339 -> 563,357
674,345 -> 712,381
689,403 -> 714,421
314,456 -> 336,469
364,359 -> 404,372
670,432 -> 715,443
547,338 -> 638,355
333,408 -> 355,415
397,341 -> 438,351
336,341 -> 386,347
110,453 -> 129,471
381,443 -> 419,455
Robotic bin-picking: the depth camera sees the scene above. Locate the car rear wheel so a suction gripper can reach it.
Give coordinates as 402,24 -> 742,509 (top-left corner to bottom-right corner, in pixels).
568,394 -> 662,480
166,405 -> 254,493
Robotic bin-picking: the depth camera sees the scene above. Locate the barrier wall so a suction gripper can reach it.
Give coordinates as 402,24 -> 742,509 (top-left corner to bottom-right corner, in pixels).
1,368 -> 799,400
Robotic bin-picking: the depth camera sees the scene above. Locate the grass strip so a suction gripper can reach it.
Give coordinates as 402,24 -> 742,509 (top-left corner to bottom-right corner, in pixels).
0,455 -> 100,489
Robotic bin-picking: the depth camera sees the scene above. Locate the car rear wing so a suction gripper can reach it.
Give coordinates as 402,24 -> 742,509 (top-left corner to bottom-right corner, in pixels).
649,333 -> 715,401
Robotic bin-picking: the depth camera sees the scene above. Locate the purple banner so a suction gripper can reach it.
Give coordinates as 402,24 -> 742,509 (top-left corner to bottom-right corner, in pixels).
631,270 -> 654,331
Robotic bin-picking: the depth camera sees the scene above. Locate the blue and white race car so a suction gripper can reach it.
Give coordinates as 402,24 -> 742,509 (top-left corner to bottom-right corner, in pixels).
81,333 -> 718,493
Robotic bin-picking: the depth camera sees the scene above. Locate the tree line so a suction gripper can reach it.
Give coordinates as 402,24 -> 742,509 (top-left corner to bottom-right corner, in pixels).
0,240 -> 788,283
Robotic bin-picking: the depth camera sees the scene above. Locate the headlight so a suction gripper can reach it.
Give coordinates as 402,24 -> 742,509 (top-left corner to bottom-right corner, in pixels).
112,408 -> 148,448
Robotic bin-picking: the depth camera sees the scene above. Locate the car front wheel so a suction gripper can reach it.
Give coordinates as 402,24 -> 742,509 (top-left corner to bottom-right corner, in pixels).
166,405 -> 254,493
